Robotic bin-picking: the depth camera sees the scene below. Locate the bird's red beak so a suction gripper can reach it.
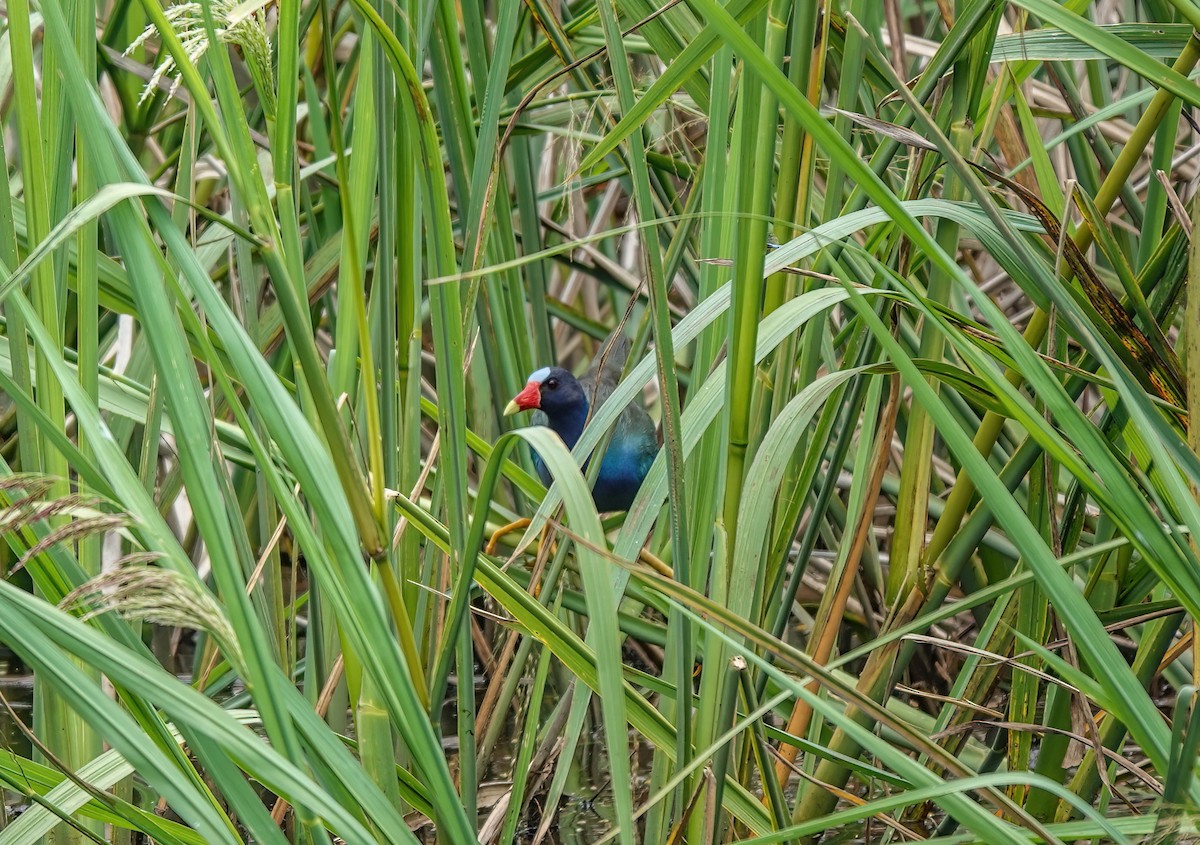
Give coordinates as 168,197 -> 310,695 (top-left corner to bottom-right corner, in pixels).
504,382 -> 541,416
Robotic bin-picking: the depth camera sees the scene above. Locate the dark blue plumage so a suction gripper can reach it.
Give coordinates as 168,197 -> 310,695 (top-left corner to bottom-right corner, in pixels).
504,333 -> 658,512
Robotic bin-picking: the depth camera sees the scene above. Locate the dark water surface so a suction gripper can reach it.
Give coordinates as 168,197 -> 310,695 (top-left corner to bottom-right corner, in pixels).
1,647 -> 33,820
0,646 -> 626,842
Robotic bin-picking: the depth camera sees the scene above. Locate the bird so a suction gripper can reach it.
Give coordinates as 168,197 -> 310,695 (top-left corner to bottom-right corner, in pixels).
503,330 -> 659,513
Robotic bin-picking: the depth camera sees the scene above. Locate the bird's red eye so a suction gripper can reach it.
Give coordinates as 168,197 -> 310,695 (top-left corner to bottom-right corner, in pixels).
545,378 -> 558,390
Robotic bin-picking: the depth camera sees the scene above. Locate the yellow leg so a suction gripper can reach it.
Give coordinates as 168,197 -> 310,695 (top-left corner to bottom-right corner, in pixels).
489,519 -> 669,578
485,517 -> 532,555
637,547 -> 673,578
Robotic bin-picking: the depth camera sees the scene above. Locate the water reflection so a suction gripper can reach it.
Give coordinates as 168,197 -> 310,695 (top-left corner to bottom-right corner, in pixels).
1,646 -> 33,821
0,647 -> 640,843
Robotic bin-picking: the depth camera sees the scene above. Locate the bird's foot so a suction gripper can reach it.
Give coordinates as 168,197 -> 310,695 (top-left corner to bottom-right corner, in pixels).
485,517 -> 533,555
637,547 -> 673,578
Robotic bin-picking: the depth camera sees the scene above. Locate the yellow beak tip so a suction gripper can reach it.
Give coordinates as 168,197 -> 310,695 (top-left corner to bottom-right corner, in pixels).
503,399 -> 522,417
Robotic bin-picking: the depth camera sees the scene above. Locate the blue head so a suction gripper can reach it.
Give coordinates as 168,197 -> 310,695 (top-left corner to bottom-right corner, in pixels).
504,366 -> 591,448
504,365 -> 655,512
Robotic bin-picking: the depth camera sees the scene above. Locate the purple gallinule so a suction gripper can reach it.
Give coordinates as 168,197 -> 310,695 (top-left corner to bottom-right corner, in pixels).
489,331 -> 659,555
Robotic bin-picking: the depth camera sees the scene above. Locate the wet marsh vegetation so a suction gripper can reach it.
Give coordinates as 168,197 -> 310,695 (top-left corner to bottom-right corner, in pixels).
2,0 -> 1200,842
